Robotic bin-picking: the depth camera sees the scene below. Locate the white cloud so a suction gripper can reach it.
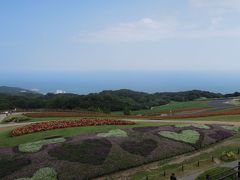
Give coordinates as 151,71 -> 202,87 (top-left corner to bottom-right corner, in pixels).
75,18 -> 178,43
31,88 -> 40,92
55,90 -> 66,94
187,0 -> 240,37
74,16 -> 240,43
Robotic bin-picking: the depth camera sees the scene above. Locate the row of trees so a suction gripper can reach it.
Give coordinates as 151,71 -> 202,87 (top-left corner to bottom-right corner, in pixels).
0,89 -> 233,112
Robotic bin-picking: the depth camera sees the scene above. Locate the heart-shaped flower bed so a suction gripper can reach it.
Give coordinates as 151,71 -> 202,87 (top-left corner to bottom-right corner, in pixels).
120,139 -> 158,156
221,125 -> 240,132
158,130 -> 200,144
48,138 -> 112,165
175,124 -> 210,129
19,137 -> 66,153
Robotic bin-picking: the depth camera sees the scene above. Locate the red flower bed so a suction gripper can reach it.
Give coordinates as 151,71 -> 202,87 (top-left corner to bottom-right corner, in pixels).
11,119 -> 135,136
164,108 -> 240,119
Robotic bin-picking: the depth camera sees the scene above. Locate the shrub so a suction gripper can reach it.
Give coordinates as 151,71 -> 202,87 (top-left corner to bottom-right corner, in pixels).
221,151 -> 237,162
196,167 -> 237,180
0,157 -> 31,178
123,107 -> 131,115
48,138 -> 112,165
11,119 -> 135,136
158,130 -> 200,144
2,115 -> 30,123
175,124 -> 210,129
17,167 -> 57,180
120,139 -> 158,156
19,137 -> 66,153
97,129 -> 128,137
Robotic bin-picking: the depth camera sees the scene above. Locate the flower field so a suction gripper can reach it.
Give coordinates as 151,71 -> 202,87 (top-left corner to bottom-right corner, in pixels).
0,124 -> 238,179
11,119 -> 135,136
23,106 -> 240,121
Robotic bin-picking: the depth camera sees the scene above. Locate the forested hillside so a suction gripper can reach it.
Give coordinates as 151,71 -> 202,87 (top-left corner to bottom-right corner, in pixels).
0,88 -> 225,112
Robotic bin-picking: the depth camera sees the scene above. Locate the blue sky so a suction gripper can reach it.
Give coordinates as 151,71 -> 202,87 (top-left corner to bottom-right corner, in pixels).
1,0 -> 240,93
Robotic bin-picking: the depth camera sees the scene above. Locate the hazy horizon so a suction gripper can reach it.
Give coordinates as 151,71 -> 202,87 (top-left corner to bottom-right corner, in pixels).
1,71 -> 240,94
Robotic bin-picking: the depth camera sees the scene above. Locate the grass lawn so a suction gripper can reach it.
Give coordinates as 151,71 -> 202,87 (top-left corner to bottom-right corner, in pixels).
131,100 -> 210,115
0,122 -> 174,147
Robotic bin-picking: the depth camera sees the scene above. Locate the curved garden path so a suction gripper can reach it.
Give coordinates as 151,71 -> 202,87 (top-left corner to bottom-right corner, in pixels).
1,118 -> 240,129
130,119 -> 240,126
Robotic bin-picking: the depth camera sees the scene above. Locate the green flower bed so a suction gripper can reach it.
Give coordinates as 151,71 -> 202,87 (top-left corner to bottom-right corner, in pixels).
17,167 -> 57,180
97,129 -> 128,137
19,137 -> 65,153
196,167 -> 237,180
159,130 -> 200,144
222,126 -> 240,132
175,124 -> 210,129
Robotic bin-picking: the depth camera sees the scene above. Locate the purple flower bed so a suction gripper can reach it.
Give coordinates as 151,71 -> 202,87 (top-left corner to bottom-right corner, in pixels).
208,98 -> 235,108
208,130 -> 234,141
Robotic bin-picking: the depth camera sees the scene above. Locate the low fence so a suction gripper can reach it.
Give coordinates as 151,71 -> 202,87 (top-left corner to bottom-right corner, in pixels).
141,148 -> 240,180
210,162 -> 240,180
